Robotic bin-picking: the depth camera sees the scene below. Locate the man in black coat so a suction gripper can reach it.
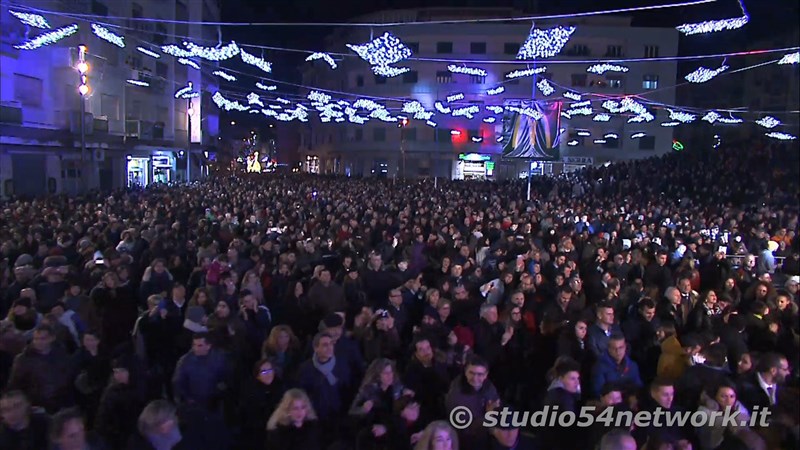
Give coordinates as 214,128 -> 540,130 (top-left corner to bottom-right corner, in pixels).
403,336 -> 450,422
675,343 -> 731,410
737,352 -> 790,413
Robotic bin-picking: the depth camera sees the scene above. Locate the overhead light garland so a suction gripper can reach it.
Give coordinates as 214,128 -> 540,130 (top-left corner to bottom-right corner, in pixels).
448,65 -> 487,77
563,91 -> 582,101
593,113 -> 611,122
702,111 -> 721,123
604,133 -> 619,139
537,79 -> 555,96
668,109 -> 696,123
174,82 -> 199,99
354,99 -> 381,110
450,130 -> 461,136
347,32 -> 412,66
516,25 -> 576,59
446,93 -> 465,103
137,46 -> 160,58
483,117 -> 496,123
661,121 -> 680,127
9,10 -> 51,29
372,65 -> 410,77
91,23 -> 124,48
765,132 -> 797,140
756,116 -> 781,129
594,139 -> 607,144
602,100 -> 621,112
566,107 -> 592,116
177,58 -> 200,70
14,24 -> 78,50
567,140 -> 579,146
213,70 -> 236,81
426,120 -> 437,127
778,52 -> 799,65
631,132 -> 646,139
256,82 -> 277,91
276,98 -> 291,105
307,90 -> 331,103
452,105 -> 480,118
247,93 -> 264,107
306,52 -> 337,69
186,41 -> 240,61
717,114 -> 743,124
570,100 -> 591,108
240,48 -> 272,73
126,79 -> 149,87
586,63 -> 629,74
486,106 -> 504,114
676,0 -> 749,36
487,86 -> 505,96
577,130 -> 591,137
506,67 -> 547,79
685,64 -> 729,83
212,92 -> 249,111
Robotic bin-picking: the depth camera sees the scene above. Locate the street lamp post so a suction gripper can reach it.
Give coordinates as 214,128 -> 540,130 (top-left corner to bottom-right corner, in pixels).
77,45 -> 89,192
187,99 -> 192,183
399,117 -> 408,180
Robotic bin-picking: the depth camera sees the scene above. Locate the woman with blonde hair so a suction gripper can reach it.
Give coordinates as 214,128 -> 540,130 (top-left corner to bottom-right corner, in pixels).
261,325 -> 301,378
266,388 -> 321,450
414,420 -> 458,450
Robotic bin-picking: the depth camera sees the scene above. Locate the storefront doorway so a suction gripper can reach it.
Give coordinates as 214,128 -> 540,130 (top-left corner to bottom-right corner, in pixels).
127,158 -> 149,188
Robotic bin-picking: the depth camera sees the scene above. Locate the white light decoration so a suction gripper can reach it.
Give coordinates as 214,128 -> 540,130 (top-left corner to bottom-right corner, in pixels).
161,44 -> 192,58
516,25 -> 576,59
256,82 -> 277,91
483,117 -> 496,123
137,46 -> 160,58
371,109 -> 397,122
486,106 -> 504,114
212,92 -> 249,111
765,132 -> 797,140
676,14 -> 749,36
778,52 -> 799,65
571,100 -> 591,108
602,100 -> 621,112
702,111 -> 721,123
307,90 -> 331,104
9,10 -> 51,29
756,116 -> 781,128
247,93 -> 264,107
717,115 -> 743,124
276,98 -> 291,104
563,91 -> 582,101
249,109 -> 261,114
631,132 -> 646,139
567,107 -> 592,116
402,101 -> 425,114
91,24 -> 124,48
497,136 -> 504,142
567,140 -> 579,146
452,105 -> 480,118
520,107 -> 544,120
586,63 -> 629,74
487,86 -> 505,96
577,130 -> 591,137
177,58 -> 200,70
450,130 -> 461,136
448,65 -> 488,77
414,111 -> 433,120
604,133 -> 618,139
561,111 -> 572,119
347,32 -> 412,66
305,52 -> 337,69
471,136 -> 483,143
661,121 -> 680,127
240,48 -> 272,73
426,120 -> 437,127
348,115 -> 368,124
335,117 -> 345,122
594,139 -> 607,144
174,82 -> 198,99
434,102 -> 451,114
14,24 -> 78,50
126,79 -> 149,87
354,99 -> 381,111
372,65 -> 410,77
627,113 -> 654,123
593,114 -> 611,122
619,98 -> 654,123
668,109 -> 696,123
447,93 -> 465,103
685,64 -> 729,83
213,70 -> 236,81
185,41 -> 239,61
506,67 -> 547,79
537,79 -> 554,96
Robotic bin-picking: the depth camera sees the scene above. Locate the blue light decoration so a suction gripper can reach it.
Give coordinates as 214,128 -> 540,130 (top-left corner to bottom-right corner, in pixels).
685,64 -> 729,83
240,48 -> 272,73
14,24 -> 78,50
354,99 -> 381,110
570,100 -> 591,108
446,93 -> 465,103
372,65 -> 410,77
537,79 -> 555,96
765,132 -> 796,140
212,92 -> 249,111
448,65 -> 488,77
602,100 -> 621,112
577,130 -> 591,137
306,52 -> 338,69
126,79 -> 149,87
506,67 -> 547,79
756,116 -> 781,129
778,52 -> 799,65
256,82 -> 277,91
563,91 -> 582,101
347,32 -> 412,66
91,23 -> 124,48
177,58 -> 200,70
586,63 -> 629,75
516,25 -> 576,59
487,86 -> 505,96
174,82 -> 199,99
137,46 -> 160,58
276,98 -> 291,105
9,10 -> 50,29
676,0 -> 749,35
212,70 -> 236,81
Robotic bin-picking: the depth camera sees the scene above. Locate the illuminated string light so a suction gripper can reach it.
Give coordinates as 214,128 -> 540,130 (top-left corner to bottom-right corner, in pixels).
676,2 -> 749,36
213,70 -> 236,81
268,105 -> 282,110
520,107 -> 543,120
247,93 -> 264,107
506,67 -> 547,79
347,32 -> 412,66
487,86 -> 505,96
307,90 -> 331,103
571,100 -> 591,108
661,121 -> 680,127
212,92 -> 249,111
9,10 -> 51,29
305,52 -> 337,69
577,130 -> 591,137
563,91 -> 582,101
256,82 -> 277,91
631,132 -> 646,139
426,120 -> 437,127
756,116 -> 781,129
604,133 -> 618,139
602,100 -> 621,112
717,115 -> 743,124
335,117 -> 345,122
561,111 -> 572,119
586,63 -> 629,74
446,93 -> 465,103
354,99 -> 381,110
567,140 -> 579,146
567,107 -> 592,116
668,109 -> 696,123
372,65 -> 410,77
517,25 -> 576,59
485,106 -> 504,114
276,98 -> 291,105
137,46 -> 160,58
765,132 -> 797,140
537,79 -> 555,96
126,79 -> 149,87
185,41 -> 240,61
448,65 -> 488,77
174,82 -> 198,99
483,117 -> 496,123
702,111 -> 721,123
627,113 -> 654,123
685,64 -> 729,83
450,130 -> 461,136
471,136 -> 483,143
240,48 -> 272,73
91,23 -> 124,48
594,139 -> 607,144
177,58 -> 200,70
593,113 -> 611,122
14,24 -> 78,50
452,105 -> 480,118
778,52 -> 799,65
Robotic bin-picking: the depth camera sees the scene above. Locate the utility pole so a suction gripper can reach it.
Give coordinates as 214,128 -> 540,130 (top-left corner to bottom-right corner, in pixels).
77,45 -> 89,192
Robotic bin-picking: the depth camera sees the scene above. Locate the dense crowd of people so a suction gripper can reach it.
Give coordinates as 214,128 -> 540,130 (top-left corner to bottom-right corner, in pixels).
0,142 -> 798,450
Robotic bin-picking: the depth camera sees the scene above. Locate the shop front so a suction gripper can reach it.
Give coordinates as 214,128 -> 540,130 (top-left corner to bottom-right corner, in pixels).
453,153 -> 495,180
126,152 -> 176,187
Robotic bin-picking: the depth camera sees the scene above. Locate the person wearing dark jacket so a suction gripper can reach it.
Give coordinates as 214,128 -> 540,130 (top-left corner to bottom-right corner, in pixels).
171,333 -> 230,411
444,355 -> 500,450
541,359 -> 585,450
91,271 -> 139,352
633,378 -> 694,448
403,336 -> 450,422
127,400 -> 186,450
238,358 -> 284,450
736,352 -> 790,413
590,335 -> 642,398
675,343 -> 730,411
0,390 -> 51,450
685,290 -> 722,335
49,407 -> 107,450
266,388 -> 323,450
96,357 -> 144,450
